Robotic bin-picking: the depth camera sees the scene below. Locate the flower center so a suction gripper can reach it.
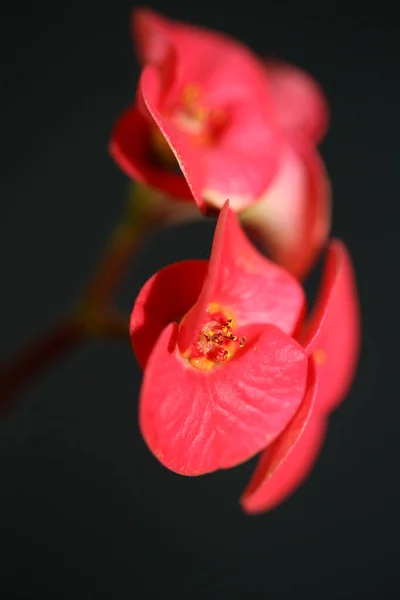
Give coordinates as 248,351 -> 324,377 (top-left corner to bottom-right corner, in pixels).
149,84 -> 226,171
174,84 -> 226,144
174,84 -> 208,136
182,305 -> 246,371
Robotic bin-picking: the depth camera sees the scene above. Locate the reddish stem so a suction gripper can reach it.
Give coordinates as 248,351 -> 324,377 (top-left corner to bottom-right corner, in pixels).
0,185 -> 156,408
83,223 -> 144,307
0,318 -> 84,412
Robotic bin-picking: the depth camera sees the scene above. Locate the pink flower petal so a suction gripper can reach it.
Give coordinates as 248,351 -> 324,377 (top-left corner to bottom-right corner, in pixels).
178,202 -> 305,354
134,9 -> 283,212
265,59 -> 329,144
132,7 -> 176,66
298,240 -> 360,414
109,103 -> 191,199
130,260 -> 208,370
241,359 -> 327,514
134,9 -> 273,105
241,138 -> 331,280
140,63 -> 282,212
140,322 -> 308,475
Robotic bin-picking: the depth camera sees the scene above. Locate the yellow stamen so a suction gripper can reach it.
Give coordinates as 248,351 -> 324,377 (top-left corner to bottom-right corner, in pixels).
184,304 -> 245,371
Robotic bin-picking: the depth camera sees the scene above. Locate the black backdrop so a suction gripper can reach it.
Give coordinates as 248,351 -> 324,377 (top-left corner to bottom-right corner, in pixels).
1,1 -> 399,598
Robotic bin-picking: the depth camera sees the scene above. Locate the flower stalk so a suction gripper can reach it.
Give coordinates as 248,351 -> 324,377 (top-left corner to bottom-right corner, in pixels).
0,183 -> 163,408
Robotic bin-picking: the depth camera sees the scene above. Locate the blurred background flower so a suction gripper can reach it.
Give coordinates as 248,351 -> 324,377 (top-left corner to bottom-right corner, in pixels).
110,8 -> 331,279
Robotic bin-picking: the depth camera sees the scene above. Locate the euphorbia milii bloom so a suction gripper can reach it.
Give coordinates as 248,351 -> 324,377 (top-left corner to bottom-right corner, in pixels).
130,202 -> 359,513
110,9 -> 331,279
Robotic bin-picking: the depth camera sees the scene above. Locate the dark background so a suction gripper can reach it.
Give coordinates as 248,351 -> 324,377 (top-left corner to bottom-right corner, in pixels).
1,1 -> 399,598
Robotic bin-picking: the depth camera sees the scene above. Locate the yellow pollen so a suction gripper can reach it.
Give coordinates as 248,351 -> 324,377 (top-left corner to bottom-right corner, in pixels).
184,305 -> 245,370
182,83 -> 200,103
190,356 -> 215,371
313,348 -> 326,365
174,84 -> 226,144
181,84 -> 206,120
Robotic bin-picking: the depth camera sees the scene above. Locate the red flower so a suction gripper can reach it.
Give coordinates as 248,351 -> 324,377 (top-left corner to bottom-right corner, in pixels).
130,202 -> 359,513
110,9 -> 331,278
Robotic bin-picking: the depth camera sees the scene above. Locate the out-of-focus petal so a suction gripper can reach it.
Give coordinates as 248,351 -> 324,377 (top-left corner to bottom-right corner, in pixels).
130,260 -> 208,370
297,240 -> 360,414
241,138 -> 331,280
265,59 -> 329,144
132,7 -> 176,66
133,8 -> 273,106
178,202 -> 305,354
109,103 -> 191,199
133,9 -> 283,213
202,101 -> 282,212
140,64 -> 281,213
140,322 -> 308,475
139,64 -> 208,206
241,359 -> 327,514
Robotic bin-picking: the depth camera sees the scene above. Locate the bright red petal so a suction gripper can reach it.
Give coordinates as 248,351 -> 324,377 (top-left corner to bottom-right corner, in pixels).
134,9 -> 272,105
109,103 -> 191,200
141,64 -> 282,212
298,240 -> 360,414
130,260 -> 208,370
178,202 -> 305,353
132,8 -> 176,66
201,102 -> 282,211
265,59 -> 329,144
135,11 -> 283,213
241,138 -> 331,280
139,64 -> 208,207
241,359 -> 327,514
140,322 -> 308,475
